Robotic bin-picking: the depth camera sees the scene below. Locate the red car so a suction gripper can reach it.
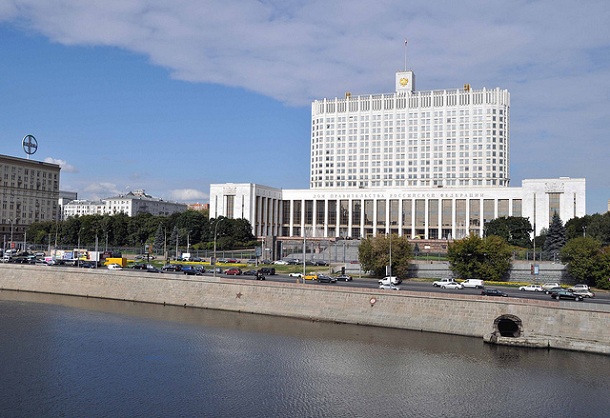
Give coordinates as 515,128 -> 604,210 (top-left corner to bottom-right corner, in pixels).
225,268 -> 242,275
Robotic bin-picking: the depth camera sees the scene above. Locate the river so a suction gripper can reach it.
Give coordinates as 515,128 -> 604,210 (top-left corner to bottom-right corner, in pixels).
0,290 -> 608,418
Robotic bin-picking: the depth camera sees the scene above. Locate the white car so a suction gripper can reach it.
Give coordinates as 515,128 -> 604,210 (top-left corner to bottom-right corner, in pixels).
107,263 -> 123,270
518,284 -> 543,292
441,281 -> 463,290
273,260 -> 289,265
288,272 -> 302,278
541,282 -> 560,291
433,278 -> 455,287
378,276 -> 401,286
569,284 -> 595,298
379,283 -> 400,290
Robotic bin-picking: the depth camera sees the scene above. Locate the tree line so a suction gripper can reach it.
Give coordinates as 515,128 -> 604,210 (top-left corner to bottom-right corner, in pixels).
25,211 -> 256,253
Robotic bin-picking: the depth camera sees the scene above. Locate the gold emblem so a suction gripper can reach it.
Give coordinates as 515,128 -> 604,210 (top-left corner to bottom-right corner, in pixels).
399,77 -> 409,86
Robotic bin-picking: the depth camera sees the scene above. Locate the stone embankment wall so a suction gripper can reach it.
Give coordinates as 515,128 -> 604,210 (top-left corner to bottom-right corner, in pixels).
1,264 -> 608,354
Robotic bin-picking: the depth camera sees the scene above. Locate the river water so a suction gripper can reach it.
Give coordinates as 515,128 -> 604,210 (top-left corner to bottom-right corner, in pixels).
0,290 -> 609,418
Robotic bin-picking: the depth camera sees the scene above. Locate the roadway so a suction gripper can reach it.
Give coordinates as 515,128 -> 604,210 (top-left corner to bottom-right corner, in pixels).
160,269 -> 610,306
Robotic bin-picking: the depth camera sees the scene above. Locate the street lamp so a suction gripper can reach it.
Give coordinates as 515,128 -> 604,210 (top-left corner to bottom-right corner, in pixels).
8,219 -> 14,250
213,218 -> 225,278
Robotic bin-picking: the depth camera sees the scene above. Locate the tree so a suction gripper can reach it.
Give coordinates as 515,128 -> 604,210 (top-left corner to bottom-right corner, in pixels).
153,223 -> 165,255
560,237 -> 600,286
484,216 -> 532,248
543,212 -> 566,259
447,234 -> 512,281
358,234 -> 413,278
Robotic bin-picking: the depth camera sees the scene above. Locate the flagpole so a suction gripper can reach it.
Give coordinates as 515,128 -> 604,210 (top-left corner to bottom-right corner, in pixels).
404,39 -> 408,71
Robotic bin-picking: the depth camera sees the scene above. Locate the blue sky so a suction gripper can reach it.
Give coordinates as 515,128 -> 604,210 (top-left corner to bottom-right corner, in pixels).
1,0 -> 609,214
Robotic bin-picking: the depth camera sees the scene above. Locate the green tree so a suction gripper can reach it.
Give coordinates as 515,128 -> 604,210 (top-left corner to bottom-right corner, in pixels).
447,234 -> 512,281
543,212 -> 566,259
153,223 -> 165,255
560,237 -> 601,286
358,234 -> 413,278
484,216 -> 533,248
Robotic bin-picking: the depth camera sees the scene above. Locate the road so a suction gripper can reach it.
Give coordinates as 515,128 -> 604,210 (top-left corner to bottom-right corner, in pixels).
158,269 -> 610,306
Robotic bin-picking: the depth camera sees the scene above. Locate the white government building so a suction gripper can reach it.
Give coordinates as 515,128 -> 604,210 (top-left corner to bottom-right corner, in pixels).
210,70 -> 585,240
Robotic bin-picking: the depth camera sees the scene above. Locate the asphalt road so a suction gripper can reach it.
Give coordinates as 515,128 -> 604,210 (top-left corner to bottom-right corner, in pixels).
158,269 -> 610,306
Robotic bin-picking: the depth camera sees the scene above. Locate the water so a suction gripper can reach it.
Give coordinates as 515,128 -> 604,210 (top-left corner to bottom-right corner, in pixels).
0,290 -> 609,418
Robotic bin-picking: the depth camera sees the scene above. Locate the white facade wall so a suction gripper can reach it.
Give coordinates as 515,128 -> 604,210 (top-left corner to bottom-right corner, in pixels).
209,178 -> 585,239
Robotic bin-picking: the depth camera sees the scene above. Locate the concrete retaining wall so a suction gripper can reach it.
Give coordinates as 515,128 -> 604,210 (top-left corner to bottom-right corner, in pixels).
1,264 -> 608,355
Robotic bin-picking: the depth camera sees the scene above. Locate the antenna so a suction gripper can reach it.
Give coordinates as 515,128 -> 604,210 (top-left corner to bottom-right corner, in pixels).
404,39 -> 408,71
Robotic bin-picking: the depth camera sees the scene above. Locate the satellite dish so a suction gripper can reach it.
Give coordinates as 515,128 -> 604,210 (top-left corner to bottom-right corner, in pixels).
22,134 -> 38,158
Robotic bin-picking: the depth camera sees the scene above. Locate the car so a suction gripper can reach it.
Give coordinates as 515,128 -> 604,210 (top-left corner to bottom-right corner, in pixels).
433,278 -> 455,287
273,260 -> 289,265
544,286 -> 563,295
518,284 -> 543,292
227,258 -> 238,263
288,272 -> 303,278
378,276 -> 401,286
316,274 -> 337,283
551,289 -> 584,301
303,273 -> 318,281
569,284 -> 595,298
162,264 -> 182,272
441,281 -> 463,290
481,289 -> 508,297
461,279 -> 485,289
379,283 -> 400,290
259,267 -> 276,276
243,269 -> 258,276
541,282 -> 561,291
314,260 -> 329,266
182,265 -> 205,275
246,259 -> 257,264
225,268 -> 242,275
333,274 -> 353,282
107,263 -> 123,270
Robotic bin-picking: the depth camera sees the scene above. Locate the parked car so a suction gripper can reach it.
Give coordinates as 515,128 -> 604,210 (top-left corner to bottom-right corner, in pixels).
107,263 -> 123,270
288,272 -> 303,278
316,274 -> 337,283
441,281 -> 463,290
273,260 -> 289,265
433,278 -> 455,287
550,289 -> 584,301
246,259 -> 257,264
227,258 -> 238,263
379,283 -> 400,290
333,274 -> 353,282
314,260 -> 329,266
518,284 -> 543,292
378,276 -> 401,286
462,279 -> 485,289
225,268 -> 242,275
481,289 -> 508,297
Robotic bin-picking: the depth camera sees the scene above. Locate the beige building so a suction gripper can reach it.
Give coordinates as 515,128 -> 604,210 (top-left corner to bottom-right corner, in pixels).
1,154 -> 61,250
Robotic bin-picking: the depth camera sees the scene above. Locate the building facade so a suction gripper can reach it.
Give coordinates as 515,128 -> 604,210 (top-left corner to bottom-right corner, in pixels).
63,189 -> 187,218
0,154 -> 61,249
209,70 -> 586,240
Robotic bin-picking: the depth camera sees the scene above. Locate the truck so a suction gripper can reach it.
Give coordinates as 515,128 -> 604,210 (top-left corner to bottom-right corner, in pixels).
433,278 -> 455,287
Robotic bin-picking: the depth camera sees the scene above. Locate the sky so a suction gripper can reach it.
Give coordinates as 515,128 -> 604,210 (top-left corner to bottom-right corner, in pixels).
1,0 -> 609,214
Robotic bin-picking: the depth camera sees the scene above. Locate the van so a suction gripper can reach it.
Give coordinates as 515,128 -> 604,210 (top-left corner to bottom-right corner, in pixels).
461,279 -> 485,289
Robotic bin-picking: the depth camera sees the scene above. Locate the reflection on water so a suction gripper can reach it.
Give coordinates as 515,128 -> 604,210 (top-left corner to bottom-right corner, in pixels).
1,290 -> 609,418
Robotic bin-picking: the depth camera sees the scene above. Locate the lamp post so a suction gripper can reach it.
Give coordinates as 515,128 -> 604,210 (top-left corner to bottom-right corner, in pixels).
8,219 -> 14,250
213,218 -> 225,278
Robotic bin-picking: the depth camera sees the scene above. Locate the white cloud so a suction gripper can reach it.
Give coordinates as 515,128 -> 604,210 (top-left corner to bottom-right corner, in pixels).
83,182 -> 121,200
44,157 -> 78,172
169,188 -> 208,202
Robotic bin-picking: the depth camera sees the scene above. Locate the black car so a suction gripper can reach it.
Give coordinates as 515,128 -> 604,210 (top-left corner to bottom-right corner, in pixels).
481,289 -> 508,297
316,274 -> 337,283
550,289 -> 584,301
182,265 -> 204,275
259,267 -> 275,276
162,264 -> 182,272
243,269 -> 258,276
